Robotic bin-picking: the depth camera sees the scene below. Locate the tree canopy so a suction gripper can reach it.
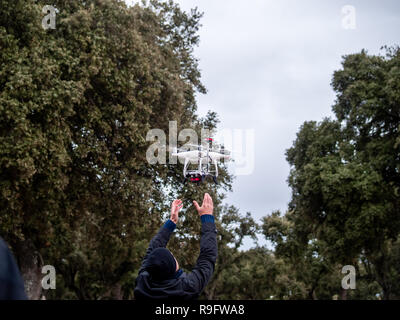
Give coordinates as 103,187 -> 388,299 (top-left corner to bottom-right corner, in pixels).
0,0 -> 239,299
263,47 -> 400,300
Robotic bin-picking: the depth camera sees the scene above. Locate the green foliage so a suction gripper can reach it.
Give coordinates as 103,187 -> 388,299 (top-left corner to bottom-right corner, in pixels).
0,0 -> 235,299
265,47 -> 400,299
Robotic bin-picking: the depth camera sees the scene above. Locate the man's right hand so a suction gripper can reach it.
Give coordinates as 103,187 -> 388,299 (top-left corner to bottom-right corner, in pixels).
193,193 -> 213,216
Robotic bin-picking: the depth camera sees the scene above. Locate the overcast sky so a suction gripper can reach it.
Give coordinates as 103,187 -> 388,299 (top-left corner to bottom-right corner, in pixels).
127,0 -> 400,249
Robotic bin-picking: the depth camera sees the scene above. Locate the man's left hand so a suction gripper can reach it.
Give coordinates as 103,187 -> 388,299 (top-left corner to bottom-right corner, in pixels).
170,199 -> 183,224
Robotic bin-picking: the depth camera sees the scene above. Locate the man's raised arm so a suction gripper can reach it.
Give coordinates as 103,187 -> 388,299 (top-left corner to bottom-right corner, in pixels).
138,199 -> 182,274
185,193 -> 218,297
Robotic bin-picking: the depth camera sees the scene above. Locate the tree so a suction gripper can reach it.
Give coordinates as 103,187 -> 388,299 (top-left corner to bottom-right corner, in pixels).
271,47 -> 400,299
0,0 -> 238,299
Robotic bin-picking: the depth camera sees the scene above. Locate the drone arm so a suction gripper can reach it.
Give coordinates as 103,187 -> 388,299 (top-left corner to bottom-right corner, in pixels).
213,158 -> 218,178
183,157 -> 189,177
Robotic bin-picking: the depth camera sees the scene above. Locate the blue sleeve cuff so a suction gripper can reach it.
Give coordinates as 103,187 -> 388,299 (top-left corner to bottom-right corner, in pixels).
200,215 -> 215,223
164,219 -> 176,232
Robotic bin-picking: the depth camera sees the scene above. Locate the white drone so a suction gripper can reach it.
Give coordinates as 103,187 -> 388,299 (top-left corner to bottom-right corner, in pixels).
172,138 -> 231,184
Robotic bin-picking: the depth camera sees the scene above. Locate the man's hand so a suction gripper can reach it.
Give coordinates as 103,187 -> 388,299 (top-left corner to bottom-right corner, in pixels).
170,199 -> 183,224
193,193 -> 214,216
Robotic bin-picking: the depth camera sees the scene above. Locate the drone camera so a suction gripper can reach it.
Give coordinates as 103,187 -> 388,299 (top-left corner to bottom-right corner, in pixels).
186,171 -> 203,183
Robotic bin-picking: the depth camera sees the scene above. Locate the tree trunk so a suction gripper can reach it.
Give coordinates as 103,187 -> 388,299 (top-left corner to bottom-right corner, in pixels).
16,239 -> 43,300
98,283 -> 124,300
340,288 -> 348,300
382,283 -> 392,300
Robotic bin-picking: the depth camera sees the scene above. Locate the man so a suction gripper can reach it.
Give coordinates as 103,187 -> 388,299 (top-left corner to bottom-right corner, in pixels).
134,193 -> 217,300
0,238 -> 28,300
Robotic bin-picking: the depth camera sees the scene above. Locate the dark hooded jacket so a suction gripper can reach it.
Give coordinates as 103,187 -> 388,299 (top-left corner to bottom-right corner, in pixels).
134,215 -> 217,300
0,238 -> 27,300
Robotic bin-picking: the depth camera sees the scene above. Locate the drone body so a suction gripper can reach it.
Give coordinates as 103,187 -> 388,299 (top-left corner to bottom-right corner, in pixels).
172,138 -> 231,184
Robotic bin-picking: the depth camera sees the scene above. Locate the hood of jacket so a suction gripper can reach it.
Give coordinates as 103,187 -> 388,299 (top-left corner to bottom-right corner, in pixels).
134,271 -> 195,300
